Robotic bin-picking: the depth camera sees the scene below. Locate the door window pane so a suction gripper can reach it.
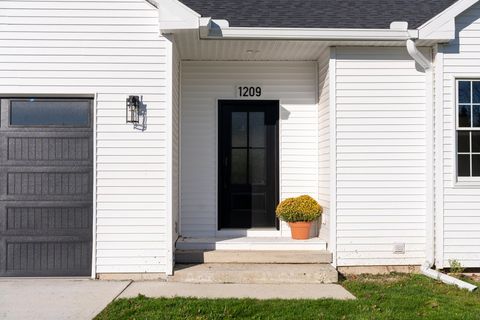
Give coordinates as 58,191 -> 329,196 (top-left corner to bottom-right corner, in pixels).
231,149 -> 247,184
10,100 -> 90,126
459,81 -> 471,103
249,149 -> 266,185
249,112 -> 266,148
459,105 -> 471,127
231,112 -> 247,147
458,154 -> 471,177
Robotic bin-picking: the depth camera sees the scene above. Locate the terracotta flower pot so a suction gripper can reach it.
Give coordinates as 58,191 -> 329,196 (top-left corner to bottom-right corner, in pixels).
288,221 -> 312,240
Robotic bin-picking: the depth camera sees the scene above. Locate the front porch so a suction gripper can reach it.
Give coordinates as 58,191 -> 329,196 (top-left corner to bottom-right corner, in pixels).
174,30 -> 334,256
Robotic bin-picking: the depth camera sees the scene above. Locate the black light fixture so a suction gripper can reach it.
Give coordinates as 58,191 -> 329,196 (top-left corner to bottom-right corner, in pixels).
126,95 -> 140,123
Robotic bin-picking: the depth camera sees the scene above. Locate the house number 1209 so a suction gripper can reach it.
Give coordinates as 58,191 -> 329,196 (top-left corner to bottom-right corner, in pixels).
237,86 -> 262,97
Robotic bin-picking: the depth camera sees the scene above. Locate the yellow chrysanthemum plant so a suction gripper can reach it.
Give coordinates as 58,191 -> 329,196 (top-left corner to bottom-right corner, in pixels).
275,195 -> 323,239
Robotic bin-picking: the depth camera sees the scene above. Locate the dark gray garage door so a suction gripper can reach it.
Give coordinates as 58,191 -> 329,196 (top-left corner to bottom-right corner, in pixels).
0,98 -> 93,277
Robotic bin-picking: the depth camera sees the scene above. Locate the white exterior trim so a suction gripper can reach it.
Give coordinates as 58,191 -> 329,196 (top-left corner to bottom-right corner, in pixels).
425,49 -> 435,267
418,0 -> 479,41
213,97 -> 283,238
434,45 -> 445,268
329,47 -> 337,267
165,37 -> 174,276
198,20 -> 419,41
91,93 -> 98,279
158,0 -> 200,32
450,76 -> 480,188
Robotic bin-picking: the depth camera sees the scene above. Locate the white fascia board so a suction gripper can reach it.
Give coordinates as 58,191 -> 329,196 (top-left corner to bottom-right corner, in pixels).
158,0 -> 200,32
146,0 -> 159,7
418,0 -> 479,41
199,24 -> 418,41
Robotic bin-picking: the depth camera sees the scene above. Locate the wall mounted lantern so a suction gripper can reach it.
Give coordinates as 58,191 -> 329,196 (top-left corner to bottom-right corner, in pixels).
126,95 -> 140,123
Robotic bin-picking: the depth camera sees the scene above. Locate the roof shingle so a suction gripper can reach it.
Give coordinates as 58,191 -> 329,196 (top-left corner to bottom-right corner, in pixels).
178,0 -> 459,29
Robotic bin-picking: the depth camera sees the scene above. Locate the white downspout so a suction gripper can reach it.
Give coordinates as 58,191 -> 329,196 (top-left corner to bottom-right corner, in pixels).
406,39 -> 477,292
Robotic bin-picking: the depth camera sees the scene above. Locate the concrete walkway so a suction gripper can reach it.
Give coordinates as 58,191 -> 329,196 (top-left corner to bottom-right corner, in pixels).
120,282 -> 356,300
0,279 -> 354,320
0,279 -> 130,320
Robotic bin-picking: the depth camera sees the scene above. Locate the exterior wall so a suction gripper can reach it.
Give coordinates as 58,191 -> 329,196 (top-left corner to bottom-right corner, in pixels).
318,50 -> 331,242
0,0 -> 170,274
180,61 -> 319,238
440,2 -> 480,268
334,47 -> 427,266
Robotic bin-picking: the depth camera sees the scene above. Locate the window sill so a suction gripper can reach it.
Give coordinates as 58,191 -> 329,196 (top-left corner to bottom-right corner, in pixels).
454,180 -> 480,188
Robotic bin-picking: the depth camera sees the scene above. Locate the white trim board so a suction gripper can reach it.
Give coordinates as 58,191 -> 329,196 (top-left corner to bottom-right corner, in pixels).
418,0 -> 480,41
328,47 -> 337,267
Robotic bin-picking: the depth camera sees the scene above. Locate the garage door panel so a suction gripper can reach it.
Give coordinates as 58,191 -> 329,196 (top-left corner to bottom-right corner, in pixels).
1,205 -> 92,237
1,135 -> 93,165
0,98 -> 93,277
2,240 -> 92,277
0,170 -> 92,201
0,133 -> 92,167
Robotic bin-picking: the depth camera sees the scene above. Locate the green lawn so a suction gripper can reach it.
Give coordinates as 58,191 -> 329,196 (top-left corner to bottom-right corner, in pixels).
95,274 -> 480,320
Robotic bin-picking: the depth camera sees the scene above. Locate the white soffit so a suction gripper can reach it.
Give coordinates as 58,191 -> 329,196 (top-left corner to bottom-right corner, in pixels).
174,30 -> 411,61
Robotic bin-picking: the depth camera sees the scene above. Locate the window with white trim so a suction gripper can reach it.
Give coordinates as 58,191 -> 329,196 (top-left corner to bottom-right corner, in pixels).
457,80 -> 480,178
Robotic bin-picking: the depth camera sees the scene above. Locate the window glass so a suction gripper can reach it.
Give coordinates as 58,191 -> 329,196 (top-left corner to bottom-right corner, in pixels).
231,149 -> 247,184
473,81 -> 480,103
459,105 -> 471,127
458,132 -> 470,153
10,99 -> 90,126
249,149 -> 266,185
459,81 -> 471,103
249,112 -> 266,148
457,80 -> 480,178
474,105 -> 480,127
458,154 -> 471,177
473,155 -> 480,176
472,132 -> 480,153
231,112 -> 247,148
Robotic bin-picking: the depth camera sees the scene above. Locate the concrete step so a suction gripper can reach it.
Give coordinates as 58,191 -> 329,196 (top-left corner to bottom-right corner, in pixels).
169,264 -> 338,284
176,250 -> 333,264
176,237 -> 328,251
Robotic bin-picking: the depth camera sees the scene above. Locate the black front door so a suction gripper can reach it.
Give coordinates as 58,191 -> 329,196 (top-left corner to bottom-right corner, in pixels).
218,100 -> 279,229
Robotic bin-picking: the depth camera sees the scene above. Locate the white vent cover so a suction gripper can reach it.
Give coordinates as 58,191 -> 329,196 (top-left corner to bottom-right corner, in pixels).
393,243 -> 406,254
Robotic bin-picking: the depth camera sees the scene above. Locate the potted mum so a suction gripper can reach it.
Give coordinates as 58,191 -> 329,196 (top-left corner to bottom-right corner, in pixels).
275,195 -> 322,240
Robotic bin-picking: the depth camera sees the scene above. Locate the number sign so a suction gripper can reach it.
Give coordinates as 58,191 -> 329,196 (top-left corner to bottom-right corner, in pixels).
236,86 -> 262,98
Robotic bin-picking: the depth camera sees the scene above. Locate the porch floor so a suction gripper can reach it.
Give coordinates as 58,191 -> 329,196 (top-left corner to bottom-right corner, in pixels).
176,236 -> 327,251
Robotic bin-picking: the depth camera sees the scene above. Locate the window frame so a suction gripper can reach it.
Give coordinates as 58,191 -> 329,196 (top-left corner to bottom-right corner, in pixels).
455,79 -> 480,184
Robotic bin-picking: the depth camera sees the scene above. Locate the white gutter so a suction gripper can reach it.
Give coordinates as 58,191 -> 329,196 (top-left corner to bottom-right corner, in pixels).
406,40 -> 432,70
421,262 -> 477,292
407,39 -> 477,292
199,18 -> 418,41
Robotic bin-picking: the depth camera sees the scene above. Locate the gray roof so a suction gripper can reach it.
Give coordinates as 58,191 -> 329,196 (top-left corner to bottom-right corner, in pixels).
178,0 -> 459,29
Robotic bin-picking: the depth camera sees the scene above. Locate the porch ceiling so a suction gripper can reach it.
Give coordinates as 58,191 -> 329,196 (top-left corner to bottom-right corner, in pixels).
173,30 -> 408,61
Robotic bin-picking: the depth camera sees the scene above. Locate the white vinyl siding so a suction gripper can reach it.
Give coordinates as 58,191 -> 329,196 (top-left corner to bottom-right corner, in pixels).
335,47 -> 427,266
180,61 -> 318,238
318,49 -> 330,242
0,0 -> 169,274
440,2 -> 480,268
